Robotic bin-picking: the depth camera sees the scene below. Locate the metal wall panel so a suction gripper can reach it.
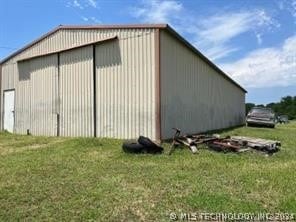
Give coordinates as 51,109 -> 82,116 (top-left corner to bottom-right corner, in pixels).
59,46 -> 94,137
95,31 -> 156,139
1,63 -> 18,130
15,61 -> 31,134
14,55 -> 58,135
1,63 -> 18,89
4,29 -> 155,64
1,28 -> 156,138
30,55 -> 58,136
160,30 -> 245,139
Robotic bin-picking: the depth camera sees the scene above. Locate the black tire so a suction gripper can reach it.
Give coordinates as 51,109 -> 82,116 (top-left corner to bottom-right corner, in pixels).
147,146 -> 164,154
122,140 -> 146,154
138,136 -> 164,154
138,136 -> 157,147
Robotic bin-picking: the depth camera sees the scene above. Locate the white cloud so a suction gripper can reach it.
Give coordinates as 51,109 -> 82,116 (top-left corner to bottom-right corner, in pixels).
256,33 -> 262,45
67,0 -> 84,9
130,0 -> 280,61
196,10 -> 277,44
66,0 -> 100,22
220,35 -> 296,88
293,0 -> 296,16
191,9 -> 280,60
67,0 -> 98,9
287,0 -> 296,17
74,0 -> 83,9
80,16 -> 101,23
86,0 -> 97,9
200,45 -> 239,61
278,0 -> 296,23
90,16 -> 101,23
278,1 -> 285,10
81,16 -> 88,21
130,0 -> 183,23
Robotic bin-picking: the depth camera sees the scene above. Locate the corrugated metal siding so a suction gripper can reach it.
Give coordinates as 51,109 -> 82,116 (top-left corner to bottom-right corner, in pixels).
15,61 -> 31,134
3,29 -> 155,64
1,63 -> 18,131
1,28 -> 156,138
95,32 -> 156,139
59,46 -> 94,137
160,30 -> 245,139
14,55 -> 58,135
30,55 -> 58,136
1,63 -> 18,89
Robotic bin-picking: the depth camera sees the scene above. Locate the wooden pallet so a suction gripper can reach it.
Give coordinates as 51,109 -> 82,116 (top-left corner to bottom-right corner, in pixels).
230,136 -> 281,149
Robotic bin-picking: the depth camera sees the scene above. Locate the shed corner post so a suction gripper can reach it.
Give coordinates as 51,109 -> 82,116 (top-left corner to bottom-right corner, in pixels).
57,53 -> 60,137
93,44 -> 97,138
155,28 -> 161,142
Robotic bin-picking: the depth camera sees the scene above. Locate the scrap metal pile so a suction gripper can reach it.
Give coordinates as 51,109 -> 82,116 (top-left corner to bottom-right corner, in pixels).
169,128 -> 281,155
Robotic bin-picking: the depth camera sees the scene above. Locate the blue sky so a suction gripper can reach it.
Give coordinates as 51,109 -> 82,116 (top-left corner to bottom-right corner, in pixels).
0,0 -> 295,104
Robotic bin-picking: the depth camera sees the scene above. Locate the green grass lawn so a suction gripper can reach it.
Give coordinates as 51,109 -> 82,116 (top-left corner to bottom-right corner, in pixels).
0,122 -> 295,221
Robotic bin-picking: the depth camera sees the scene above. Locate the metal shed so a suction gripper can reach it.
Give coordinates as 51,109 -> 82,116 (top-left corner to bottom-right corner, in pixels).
0,24 -> 246,140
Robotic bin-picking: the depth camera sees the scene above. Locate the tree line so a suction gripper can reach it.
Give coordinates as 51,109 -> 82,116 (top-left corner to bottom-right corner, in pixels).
246,96 -> 296,119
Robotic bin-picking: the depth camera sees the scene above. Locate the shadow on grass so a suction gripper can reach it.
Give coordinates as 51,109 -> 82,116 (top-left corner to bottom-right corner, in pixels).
162,125 -> 245,142
205,124 -> 246,135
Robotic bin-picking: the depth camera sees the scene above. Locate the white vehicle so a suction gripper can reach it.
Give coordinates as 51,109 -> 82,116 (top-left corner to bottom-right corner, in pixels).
246,107 -> 276,128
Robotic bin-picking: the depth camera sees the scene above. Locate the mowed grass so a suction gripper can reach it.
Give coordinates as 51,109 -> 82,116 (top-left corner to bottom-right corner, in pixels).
0,122 -> 295,221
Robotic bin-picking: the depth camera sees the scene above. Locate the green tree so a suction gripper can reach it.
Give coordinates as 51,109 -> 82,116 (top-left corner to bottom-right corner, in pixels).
245,103 -> 255,115
247,95 -> 296,119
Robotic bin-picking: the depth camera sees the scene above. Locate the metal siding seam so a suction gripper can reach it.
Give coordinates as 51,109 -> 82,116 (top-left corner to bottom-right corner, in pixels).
116,39 -> 121,138
127,33 -> 132,138
1,28 -> 202,139
106,44 -> 110,138
113,39 -> 117,138
141,31 -> 146,136
92,29 -> 155,139
155,29 -> 161,141
117,34 -> 121,138
134,32 -> 138,137
93,44 -> 97,137
7,66 -> 10,89
143,31 -> 148,136
123,34 -> 128,138
136,30 -> 140,137
57,53 -> 60,136
160,31 -> 245,138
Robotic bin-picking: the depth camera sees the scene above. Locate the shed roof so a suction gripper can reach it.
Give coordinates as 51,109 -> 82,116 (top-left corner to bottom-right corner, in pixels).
0,24 -> 246,93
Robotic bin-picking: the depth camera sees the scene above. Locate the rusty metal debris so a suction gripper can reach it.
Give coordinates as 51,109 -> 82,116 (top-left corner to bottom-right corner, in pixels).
169,128 -> 281,155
